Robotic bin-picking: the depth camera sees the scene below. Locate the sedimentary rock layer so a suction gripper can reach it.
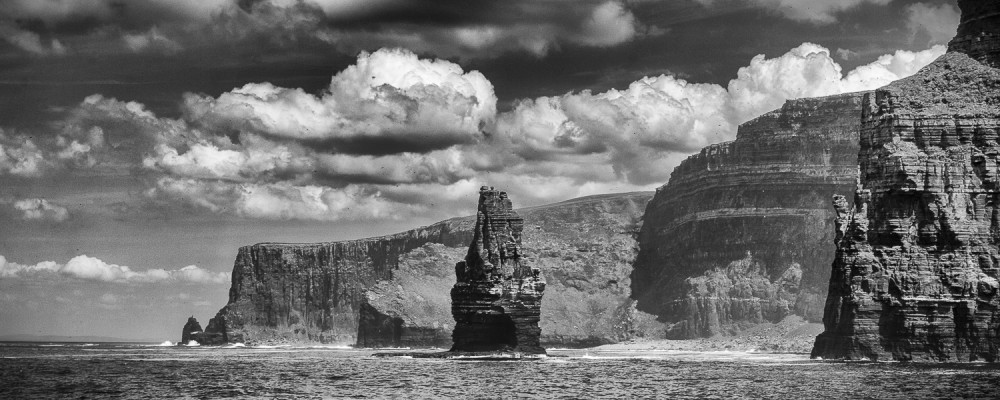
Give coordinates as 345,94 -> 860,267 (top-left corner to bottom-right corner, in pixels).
200,220 -> 472,345
949,0 -> 1000,68
359,192 -> 661,348
195,192 -> 659,346
631,93 -> 865,338
812,51 -> 1000,361
450,187 -> 546,354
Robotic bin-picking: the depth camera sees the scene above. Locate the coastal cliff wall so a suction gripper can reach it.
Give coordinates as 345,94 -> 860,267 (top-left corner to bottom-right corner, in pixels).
631,93 -> 865,338
200,219 -> 472,345
812,2 -> 1000,360
198,192 -> 660,346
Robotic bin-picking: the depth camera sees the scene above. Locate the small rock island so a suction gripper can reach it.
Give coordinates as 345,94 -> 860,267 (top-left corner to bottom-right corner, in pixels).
450,186 -> 546,354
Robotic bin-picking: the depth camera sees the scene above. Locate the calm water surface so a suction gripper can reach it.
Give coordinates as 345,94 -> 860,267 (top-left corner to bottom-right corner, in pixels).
1,342 -> 998,399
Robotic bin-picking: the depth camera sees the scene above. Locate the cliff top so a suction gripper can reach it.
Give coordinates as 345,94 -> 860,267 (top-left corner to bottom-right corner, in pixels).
877,52 -> 1000,116
248,191 -> 653,248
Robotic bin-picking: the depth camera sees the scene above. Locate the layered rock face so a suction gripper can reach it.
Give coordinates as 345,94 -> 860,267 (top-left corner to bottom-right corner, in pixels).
191,191 -> 659,346
450,187 -> 546,354
359,192 -> 661,348
812,47 -> 1000,359
632,93 -> 864,338
949,0 -> 1000,68
199,221 -> 472,345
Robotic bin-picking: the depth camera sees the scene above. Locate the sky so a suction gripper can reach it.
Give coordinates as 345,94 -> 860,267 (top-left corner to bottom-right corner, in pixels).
0,0 -> 961,340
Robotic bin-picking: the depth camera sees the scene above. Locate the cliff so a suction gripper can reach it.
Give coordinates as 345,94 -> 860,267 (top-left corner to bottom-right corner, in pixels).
948,0 -> 1000,68
359,192 -> 662,348
449,187 -> 546,354
198,191 -> 660,346
812,39 -> 1000,360
631,93 -> 865,338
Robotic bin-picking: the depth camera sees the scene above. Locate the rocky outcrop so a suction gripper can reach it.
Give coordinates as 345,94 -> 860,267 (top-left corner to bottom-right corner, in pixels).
449,187 -> 546,354
631,93 -> 865,338
812,43 -> 1000,360
948,0 -> 1000,68
191,191 -> 660,346
358,192 -> 662,348
180,317 -> 202,345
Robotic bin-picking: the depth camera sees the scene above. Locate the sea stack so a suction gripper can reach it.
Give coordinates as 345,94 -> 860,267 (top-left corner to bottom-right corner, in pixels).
450,186 -> 546,354
812,0 -> 1000,361
180,316 -> 202,345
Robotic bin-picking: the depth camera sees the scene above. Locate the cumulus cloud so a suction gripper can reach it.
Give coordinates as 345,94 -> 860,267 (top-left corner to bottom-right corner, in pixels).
0,123 -> 104,177
183,48 -> 496,153
497,43 -> 945,185
13,198 -> 69,222
23,43 -> 944,221
0,254 -> 230,284
905,2 -> 960,46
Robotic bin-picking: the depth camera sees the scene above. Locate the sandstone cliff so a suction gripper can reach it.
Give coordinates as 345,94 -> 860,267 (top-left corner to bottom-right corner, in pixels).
631,93 -> 865,338
812,1 -> 1000,361
198,192 -> 660,346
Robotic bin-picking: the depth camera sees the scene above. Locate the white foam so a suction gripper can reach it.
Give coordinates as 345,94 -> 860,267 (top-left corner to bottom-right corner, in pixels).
224,343 -> 246,348
253,344 -> 291,349
156,341 -> 174,347
185,340 -> 200,347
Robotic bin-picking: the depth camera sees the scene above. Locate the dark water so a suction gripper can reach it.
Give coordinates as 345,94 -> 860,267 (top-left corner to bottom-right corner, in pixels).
1,343 -> 999,399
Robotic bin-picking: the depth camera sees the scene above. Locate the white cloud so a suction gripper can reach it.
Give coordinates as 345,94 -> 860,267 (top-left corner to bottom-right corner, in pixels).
122,28 -> 183,54
148,177 -> 414,221
0,254 -> 230,284
497,43 -> 944,185
693,0 -> 891,24
574,1 -> 641,47
13,198 -> 69,222
0,135 -> 46,177
905,3 -> 961,46
184,48 -> 496,148
41,42 -> 944,221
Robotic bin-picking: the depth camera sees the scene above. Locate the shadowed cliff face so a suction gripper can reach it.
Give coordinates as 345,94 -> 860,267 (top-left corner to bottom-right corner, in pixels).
812,50 -> 1000,361
198,192 -> 660,346
949,0 -> 1000,68
631,93 -> 865,338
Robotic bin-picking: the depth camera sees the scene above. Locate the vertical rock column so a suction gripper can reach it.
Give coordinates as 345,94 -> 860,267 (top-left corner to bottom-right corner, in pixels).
450,186 -> 546,354
812,46 -> 1000,360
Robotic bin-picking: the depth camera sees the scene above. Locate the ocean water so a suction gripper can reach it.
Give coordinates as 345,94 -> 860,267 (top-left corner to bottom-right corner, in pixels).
1,343 -> 999,399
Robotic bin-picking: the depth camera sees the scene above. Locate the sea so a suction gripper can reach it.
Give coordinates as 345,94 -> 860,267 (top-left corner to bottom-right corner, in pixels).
1,342 -> 999,399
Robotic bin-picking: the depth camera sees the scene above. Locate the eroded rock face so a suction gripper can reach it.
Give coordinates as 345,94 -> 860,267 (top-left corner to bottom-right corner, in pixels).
631,93 -> 864,338
190,191 -> 659,347
949,0 -> 1000,68
812,52 -> 1000,361
202,222 -> 471,346
358,192 -> 662,349
450,187 -> 546,354
180,317 -> 202,344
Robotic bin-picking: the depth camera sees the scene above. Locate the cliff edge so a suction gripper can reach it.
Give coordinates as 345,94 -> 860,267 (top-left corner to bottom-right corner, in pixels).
631,93 -> 864,338
813,0 -> 1000,361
